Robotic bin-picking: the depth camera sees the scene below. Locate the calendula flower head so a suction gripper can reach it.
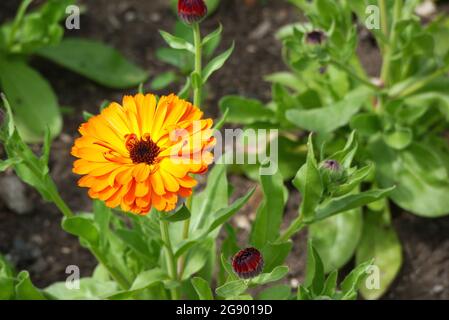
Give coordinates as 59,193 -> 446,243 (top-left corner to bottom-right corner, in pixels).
178,0 -> 208,24
72,93 -> 215,215
232,247 -> 264,279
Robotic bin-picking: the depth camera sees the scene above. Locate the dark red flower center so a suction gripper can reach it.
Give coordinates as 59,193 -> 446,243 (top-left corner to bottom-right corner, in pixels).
126,134 -> 160,165
232,247 -> 264,279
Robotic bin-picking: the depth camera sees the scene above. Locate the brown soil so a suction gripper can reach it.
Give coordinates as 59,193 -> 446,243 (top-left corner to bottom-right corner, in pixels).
0,0 -> 449,299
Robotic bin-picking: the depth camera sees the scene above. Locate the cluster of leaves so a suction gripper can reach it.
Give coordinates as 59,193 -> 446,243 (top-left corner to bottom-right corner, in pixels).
1,85 -> 385,299
154,23 -> 233,104
0,0 -> 148,142
219,0 -> 449,298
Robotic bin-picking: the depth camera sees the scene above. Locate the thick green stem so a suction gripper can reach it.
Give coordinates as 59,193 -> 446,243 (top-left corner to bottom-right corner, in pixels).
193,22 -> 203,106
277,216 -> 305,243
49,187 -> 75,218
379,0 -> 389,44
160,220 -> 179,300
381,0 -> 403,86
178,22 -> 203,280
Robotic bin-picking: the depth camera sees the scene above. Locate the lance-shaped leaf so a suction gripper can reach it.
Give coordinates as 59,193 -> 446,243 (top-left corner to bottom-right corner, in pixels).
202,42 -> 234,83
285,87 -> 371,133
0,57 -> 61,142
191,277 -> 214,300
312,187 -> 395,222
37,38 -> 148,89
356,211 -> 402,300
250,162 -> 287,248
293,133 -> 323,222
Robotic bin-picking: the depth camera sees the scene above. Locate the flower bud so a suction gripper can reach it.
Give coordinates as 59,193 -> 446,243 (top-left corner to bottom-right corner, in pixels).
322,159 -> 341,172
178,0 -> 208,24
306,30 -> 326,45
232,247 -> 264,279
320,159 -> 347,191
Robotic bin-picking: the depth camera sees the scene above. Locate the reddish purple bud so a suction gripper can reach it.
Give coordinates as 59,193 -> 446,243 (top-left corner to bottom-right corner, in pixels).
232,247 -> 264,279
322,159 -> 341,172
178,0 -> 208,24
306,30 -> 326,45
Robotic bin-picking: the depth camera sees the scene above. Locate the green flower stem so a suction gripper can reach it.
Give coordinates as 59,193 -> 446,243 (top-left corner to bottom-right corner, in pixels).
277,216 -> 305,243
160,220 -> 179,300
381,0 -> 403,86
49,186 -> 75,218
178,22 -> 203,280
379,0 -> 389,47
193,22 -> 203,106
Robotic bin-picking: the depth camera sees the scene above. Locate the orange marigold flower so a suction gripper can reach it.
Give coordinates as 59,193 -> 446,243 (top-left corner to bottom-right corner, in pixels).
71,93 -> 215,215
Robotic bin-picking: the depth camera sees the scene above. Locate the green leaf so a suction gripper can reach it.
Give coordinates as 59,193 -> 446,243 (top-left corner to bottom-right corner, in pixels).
15,271 -> 46,300
257,284 -> 292,300
0,255 -> 15,300
62,215 -> 100,247
216,280 -> 248,299
250,162 -> 287,248
304,241 -> 324,295
191,277 -> 214,300
252,266 -> 289,285
322,270 -> 338,297
191,71 -> 202,90
159,30 -> 195,53
350,113 -> 382,137
313,187 -> 395,222
219,96 -> 276,125
37,38 -> 148,89
108,269 -> 167,299
181,238 -> 214,281
369,139 -> 449,217
202,24 -> 222,49
383,127 -> 413,150
261,241 -> 293,273
293,134 -> 323,222
340,260 -> 373,300
285,87 -> 371,133
309,208 -> 362,273
45,278 -> 119,300
0,57 -> 61,142
332,163 -> 374,197
174,188 -> 253,259
150,71 -> 177,90
202,42 -> 234,83
220,253 -> 238,281
205,188 -> 255,235
115,229 -> 152,262
191,163 -> 228,231
264,72 -> 302,91
356,212 -> 402,300
161,205 -> 191,222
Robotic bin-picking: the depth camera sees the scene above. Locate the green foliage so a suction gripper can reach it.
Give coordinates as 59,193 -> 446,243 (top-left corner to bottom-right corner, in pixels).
155,20 -> 230,101
37,38 -> 148,89
218,0 -> 449,299
298,241 -> 373,300
0,0 -> 148,142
